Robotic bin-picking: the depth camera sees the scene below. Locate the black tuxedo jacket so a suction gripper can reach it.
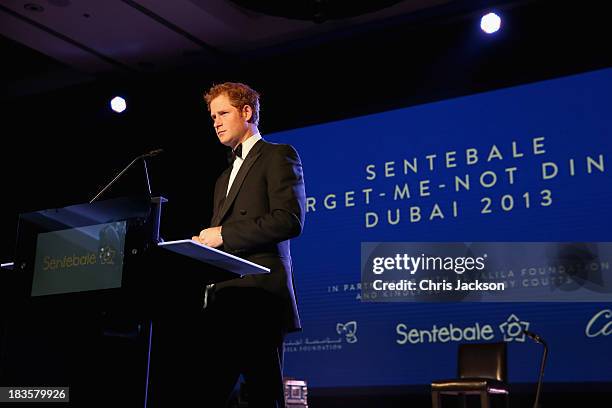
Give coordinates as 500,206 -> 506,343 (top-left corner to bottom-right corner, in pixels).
210,139 -> 306,332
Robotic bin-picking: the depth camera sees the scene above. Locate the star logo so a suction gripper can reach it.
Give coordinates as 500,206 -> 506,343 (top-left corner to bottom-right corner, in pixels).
99,246 -> 116,265
499,314 -> 530,342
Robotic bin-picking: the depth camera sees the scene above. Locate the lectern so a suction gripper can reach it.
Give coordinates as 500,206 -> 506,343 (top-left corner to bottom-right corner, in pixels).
0,196 -> 268,407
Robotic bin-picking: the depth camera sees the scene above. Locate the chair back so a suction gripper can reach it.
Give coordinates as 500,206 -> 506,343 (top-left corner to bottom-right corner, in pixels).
458,342 -> 507,381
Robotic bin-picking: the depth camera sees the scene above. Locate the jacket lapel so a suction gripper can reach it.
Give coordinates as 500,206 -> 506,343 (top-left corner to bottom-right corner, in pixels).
211,168 -> 231,226
216,140 -> 264,224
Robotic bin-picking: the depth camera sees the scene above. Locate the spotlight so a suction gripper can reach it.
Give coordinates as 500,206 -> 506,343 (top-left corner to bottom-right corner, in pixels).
480,12 -> 501,34
110,96 -> 127,113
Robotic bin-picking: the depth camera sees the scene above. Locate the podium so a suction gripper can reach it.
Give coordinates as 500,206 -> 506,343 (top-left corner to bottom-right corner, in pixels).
0,196 -> 268,407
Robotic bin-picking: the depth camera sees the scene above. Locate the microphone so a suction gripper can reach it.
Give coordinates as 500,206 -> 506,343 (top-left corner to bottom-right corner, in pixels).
523,329 -> 546,345
523,329 -> 548,408
141,148 -> 164,158
90,149 -> 164,203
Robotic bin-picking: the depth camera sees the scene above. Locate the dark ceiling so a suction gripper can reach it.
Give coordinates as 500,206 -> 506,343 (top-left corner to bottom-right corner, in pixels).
1,0 -> 534,98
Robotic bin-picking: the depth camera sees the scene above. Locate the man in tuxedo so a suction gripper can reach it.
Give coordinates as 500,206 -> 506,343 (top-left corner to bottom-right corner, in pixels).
192,82 -> 305,406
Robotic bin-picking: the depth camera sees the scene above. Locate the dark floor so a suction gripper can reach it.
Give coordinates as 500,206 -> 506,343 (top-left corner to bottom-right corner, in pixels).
307,385 -> 612,408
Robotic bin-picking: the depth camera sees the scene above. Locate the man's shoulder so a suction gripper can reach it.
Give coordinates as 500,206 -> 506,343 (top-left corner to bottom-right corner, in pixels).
259,140 -> 299,157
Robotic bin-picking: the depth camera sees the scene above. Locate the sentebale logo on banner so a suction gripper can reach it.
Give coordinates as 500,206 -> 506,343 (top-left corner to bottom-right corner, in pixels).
396,314 -> 531,345
498,314 -> 530,342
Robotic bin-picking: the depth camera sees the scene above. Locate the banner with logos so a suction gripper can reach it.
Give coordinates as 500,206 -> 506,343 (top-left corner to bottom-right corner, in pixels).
268,68 -> 612,387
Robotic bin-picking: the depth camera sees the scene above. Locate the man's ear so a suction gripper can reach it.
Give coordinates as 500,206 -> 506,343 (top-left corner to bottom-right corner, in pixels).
242,105 -> 253,122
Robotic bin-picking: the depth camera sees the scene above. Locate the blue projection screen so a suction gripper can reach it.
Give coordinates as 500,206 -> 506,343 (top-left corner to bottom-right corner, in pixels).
268,68 -> 612,387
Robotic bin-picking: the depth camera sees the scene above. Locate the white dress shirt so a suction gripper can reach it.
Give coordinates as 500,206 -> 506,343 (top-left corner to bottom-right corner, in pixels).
226,132 -> 262,196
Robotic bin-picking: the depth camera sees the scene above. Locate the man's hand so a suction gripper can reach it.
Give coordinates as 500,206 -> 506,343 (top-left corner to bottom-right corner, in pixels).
192,226 -> 223,248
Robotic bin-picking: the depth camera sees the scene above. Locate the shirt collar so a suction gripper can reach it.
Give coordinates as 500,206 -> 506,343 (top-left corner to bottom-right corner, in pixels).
237,132 -> 262,160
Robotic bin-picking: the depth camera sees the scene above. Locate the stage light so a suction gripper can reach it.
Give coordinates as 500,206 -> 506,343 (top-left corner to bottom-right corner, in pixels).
110,96 -> 127,113
480,12 -> 501,34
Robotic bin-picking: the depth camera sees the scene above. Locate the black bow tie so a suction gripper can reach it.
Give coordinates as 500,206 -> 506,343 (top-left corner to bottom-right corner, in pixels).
232,144 -> 243,160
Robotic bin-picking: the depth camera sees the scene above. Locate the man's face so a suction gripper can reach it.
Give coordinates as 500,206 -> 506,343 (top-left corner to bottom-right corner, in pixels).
209,93 -> 250,149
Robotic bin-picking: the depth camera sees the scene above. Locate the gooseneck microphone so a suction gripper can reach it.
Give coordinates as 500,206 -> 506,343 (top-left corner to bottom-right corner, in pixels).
142,148 -> 164,158
523,329 -> 548,408
89,149 -> 164,203
523,329 -> 546,345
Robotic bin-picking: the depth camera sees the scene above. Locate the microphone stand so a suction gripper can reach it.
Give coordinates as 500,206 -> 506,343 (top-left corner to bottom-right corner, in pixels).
90,155 -> 143,203
142,158 -> 153,196
524,330 -> 548,408
90,149 -> 162,203
534,338 -> 548,408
